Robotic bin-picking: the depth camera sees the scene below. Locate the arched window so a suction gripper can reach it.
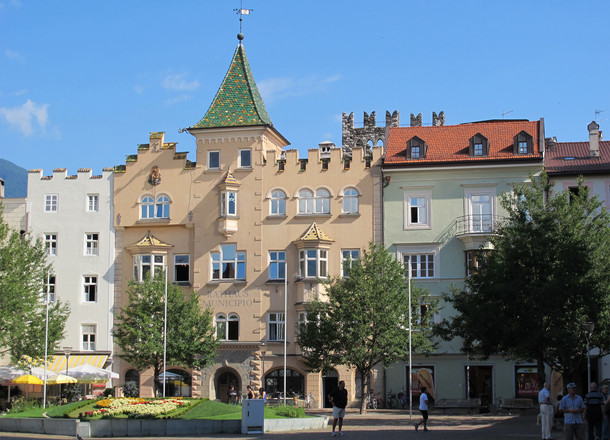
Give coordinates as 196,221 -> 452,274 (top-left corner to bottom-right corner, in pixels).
270,190 -> 287,215
141,196 -> 154,219
216,313 -> 239,341
264,368 -> 305,397
156,195 -> 170,218
342,188 -> 359,214
298,189 -> 314,214
125,369 -> 140,397
315,189 -> 331,214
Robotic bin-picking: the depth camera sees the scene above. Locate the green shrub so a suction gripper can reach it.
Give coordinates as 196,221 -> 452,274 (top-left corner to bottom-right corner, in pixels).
272,404 -> 305,418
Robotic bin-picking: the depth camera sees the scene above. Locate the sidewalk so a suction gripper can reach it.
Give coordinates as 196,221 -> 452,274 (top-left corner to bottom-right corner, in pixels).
0,408 -> 549,440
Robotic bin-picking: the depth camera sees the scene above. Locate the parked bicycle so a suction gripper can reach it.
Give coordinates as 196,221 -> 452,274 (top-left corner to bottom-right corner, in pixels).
386,390 -> 400,409
366,390 -> 378,409
305,392 -> 315,409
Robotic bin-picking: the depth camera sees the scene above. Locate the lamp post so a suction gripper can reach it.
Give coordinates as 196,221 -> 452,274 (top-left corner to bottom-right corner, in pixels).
63,346 -> 72,376
408,266 -> 413,420
584,322 -> 595,387
261,348 -> 266,392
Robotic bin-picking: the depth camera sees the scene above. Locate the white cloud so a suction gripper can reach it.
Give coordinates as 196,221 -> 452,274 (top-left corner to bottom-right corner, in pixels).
164,94 -> 193,106
0,99 -> 49,136
162,72 -> 200,92
5,50 -> 24,61
258,74 -> 342,103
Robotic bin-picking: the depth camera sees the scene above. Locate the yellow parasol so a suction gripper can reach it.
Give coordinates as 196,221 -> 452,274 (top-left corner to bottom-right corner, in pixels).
46,374 -> 77,384
11,374 -> 44,385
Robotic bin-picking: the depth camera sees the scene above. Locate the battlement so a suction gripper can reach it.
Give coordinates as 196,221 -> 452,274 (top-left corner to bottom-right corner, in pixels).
114,131 -> 196,173
342,110 -> 399,154
274,145 -> 382,173
28,167 -> 113,180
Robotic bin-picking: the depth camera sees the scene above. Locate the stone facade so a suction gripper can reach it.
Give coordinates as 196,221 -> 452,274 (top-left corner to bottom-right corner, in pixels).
342,110 -> 399,155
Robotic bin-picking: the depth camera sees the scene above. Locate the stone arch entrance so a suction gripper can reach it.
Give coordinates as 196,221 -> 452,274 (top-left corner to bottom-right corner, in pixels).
215,369 -> 241,403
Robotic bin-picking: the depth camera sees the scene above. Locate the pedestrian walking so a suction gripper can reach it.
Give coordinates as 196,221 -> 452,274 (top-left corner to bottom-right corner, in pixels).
328,380 -> 348,436
247,385 -> 255,399
560,382 -> 586,440
539,382 -> 554,440
414,386 -> 430,432
584,382 -> 604,440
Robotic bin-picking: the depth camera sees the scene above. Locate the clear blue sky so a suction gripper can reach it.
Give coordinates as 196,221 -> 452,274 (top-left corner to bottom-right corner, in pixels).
1,0 -> 609,175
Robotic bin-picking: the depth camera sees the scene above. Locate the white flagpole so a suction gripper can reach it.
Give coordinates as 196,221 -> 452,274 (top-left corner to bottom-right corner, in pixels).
163,266 -> 168,398
43,271 -> 50,409
283,260 -> 287,405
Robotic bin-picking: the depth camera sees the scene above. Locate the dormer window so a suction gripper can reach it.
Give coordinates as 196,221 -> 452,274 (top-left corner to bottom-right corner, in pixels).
220,191 -> 237,217
406,136 -> 427,159
514,131 -> 533,155
469,133 -> 489,157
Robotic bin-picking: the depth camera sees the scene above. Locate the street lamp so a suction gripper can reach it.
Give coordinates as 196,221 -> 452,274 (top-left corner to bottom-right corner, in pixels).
63,346 -> 73,376
583,322 -> 595,387
261,348 -> 266,392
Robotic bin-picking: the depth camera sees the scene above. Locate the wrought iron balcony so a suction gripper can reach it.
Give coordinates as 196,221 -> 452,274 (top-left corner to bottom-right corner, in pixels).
455,215 -> 504,236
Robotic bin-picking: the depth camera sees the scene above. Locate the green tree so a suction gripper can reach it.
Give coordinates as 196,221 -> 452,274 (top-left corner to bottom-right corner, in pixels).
113,272 -> 218,395
438,172 -> 610,384
297,242 -> 437,414
0,204 -> 69,363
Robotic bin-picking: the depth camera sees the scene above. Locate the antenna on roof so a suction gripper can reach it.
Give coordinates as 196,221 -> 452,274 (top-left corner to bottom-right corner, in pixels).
595,109 -> 606,122
234,0 -> 253,39
502,110 -> 513,118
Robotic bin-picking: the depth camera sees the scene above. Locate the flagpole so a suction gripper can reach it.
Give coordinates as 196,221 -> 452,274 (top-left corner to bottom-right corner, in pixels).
408,267 -> 412,420
283,260 -> 287,405
163,266 -> 168,398
43,271 -> 50,409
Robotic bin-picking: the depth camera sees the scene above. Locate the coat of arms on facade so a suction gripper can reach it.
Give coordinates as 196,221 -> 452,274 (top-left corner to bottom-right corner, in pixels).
148,166 -> 161,186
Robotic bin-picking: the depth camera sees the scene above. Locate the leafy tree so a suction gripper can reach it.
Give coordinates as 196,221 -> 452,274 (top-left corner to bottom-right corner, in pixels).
0,204 -> 69,363
113,272 -> 218,395
438,172 -> 610,385
297,242 -> 437,414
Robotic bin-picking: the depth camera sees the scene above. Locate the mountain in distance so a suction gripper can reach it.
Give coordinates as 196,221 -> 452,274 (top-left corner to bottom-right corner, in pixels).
0,158 -> 28,198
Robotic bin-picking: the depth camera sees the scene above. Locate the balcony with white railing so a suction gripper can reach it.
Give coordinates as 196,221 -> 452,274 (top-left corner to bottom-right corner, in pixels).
455,215 -> 503,250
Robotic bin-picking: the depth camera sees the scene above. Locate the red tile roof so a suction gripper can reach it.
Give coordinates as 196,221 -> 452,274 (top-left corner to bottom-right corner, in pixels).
384,120 -> 542,167
545,141 -> 610,175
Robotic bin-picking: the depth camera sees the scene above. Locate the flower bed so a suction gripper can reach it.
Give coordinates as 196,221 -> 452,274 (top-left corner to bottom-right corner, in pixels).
80,397 -> 191,419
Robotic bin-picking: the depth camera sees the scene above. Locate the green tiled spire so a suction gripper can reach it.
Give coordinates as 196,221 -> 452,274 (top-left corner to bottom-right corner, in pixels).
191,44 -> 272,129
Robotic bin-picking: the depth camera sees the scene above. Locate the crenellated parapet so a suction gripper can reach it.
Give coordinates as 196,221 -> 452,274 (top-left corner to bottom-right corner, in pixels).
342,110 -> 399,155
275,145 -> 383,173
113,132 -> 196,173
28,167 -> 114,180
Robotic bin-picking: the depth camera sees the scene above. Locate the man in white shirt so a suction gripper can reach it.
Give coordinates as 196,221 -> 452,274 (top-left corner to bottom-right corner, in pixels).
539,382 -> 553,440
414,386 -> 430,432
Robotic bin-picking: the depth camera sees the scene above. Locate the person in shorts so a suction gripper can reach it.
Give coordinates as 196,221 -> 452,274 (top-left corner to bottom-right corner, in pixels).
329,380 -> 348,436
414,386 -> 430,432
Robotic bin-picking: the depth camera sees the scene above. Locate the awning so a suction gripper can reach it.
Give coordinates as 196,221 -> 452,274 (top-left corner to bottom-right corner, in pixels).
23,354 -> 109,373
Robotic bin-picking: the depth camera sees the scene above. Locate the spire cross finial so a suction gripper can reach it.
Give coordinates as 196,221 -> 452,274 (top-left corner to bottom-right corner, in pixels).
234,0 -> 253,35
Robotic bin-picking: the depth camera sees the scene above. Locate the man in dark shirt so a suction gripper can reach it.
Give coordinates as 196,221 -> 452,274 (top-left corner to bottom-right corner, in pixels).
328,380 -> 348,436
584,382 -> 605,440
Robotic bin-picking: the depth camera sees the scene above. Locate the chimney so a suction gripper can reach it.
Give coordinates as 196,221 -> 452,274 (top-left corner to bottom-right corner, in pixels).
588,121 -> 600,157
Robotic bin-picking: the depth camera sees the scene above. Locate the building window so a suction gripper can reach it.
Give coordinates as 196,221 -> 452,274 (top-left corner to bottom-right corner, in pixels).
404,188 -> 432,229
174,255 -> 190,285
315,189 -> 331,214
468,192 -> 493,232
44,275 -> 56,302
404,254 -> 435,278
239,149 -> 252,168
45,194 -> 58,212
406,136 -> 427,159
216,313 -> 239,341
212,244 -> 246,280
514,131 -> 533,155
341,249 -> 360,277
220,191 -> 237,217
411,146 -> 420,159
208,150 -> 220,169
87,194 -> 99,212
466,250 -> 489,277
469,133 -> 489,157
298,189 -> 314,214
84,275 -> 97,302
299,249 -> 328,278
82,324 -> 96,351
85,233 -> 99,256
474,143 -> 483,155
270,190 -> 287,216
269,251 -> 286,280
45,234 -> 57,256
342,188 -> 359,214
133,255 -> 165,282
298,188 -> 331,215
268,312 -> 285,342
141,195 -> 170,219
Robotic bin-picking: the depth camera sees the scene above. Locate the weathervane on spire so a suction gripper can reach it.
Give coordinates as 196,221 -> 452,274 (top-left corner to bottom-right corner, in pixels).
234,0 -> 253,41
